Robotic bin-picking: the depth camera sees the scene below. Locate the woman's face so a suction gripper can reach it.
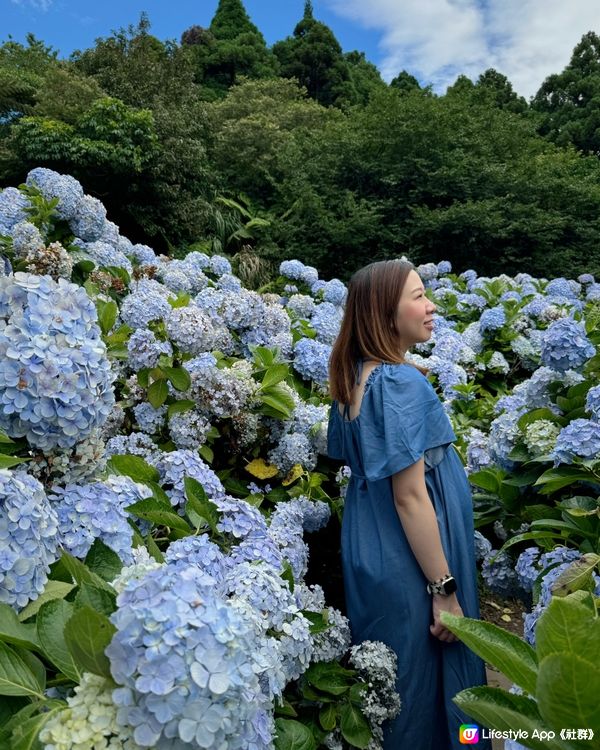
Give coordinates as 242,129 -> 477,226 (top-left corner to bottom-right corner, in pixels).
394,270 -> 437,350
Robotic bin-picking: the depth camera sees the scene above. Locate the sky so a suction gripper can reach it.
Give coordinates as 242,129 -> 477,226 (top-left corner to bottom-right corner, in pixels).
4,0 -> 600,99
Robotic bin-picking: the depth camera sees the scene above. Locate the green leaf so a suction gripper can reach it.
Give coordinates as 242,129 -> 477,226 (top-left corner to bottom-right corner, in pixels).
550,553 -> 600,597
163,366 -> 191,392
535,593 -> 600,662
147,378 -> 169,408
64,606 -> 116,679
96,299 -> 118,335
167,399 -> 196,417
0,455 -> 29,469
36,599 -> 81,683
261,364 -> 289,390
440,613 -> 538,696
468,469 -> 501,493
0,642 -> 45,698
106,454 -> 160,484
304,661 -> 355,696
126,498 -> 191,533
18,581 -> 75,622
319,704 -> 337,731
9,705 -> 65,750
184,477 -> 220,533
340,703 -> 372,749
451,687 -> 575,750
84,538 -> 123,583
75,583 -> 117,617
534,466 -> 596,494
0,604 -> 40,651
273,719 -> 317,750
59,551 -> 114,594
259,383 -> 296,419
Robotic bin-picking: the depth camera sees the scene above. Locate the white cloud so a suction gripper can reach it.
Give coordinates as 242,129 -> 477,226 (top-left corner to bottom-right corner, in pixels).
324,0 -> 600,98
11,0 -> 53,10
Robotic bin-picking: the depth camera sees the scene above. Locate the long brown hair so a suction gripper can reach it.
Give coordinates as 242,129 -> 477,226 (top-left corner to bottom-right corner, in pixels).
328,259 -> 429,404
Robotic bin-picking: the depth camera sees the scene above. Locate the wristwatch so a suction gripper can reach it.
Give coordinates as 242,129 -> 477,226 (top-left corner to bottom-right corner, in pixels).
426,574 -> 457,596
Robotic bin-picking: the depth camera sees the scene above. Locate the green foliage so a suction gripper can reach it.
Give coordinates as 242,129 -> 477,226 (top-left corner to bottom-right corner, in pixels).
441,587 -> 600,750
532,31 -> 600,156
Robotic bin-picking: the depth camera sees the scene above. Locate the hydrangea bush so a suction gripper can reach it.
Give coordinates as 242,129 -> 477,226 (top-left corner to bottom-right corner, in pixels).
1,170 -> 600,748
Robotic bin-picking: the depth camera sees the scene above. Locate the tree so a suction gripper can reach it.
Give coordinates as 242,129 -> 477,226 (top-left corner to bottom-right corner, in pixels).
475,69 -> 527,113
0,34 -> 58,122
191,0 -> 279,93
532,31 -> 600,155
272,8 -> 351,107
390,70 -> 422,95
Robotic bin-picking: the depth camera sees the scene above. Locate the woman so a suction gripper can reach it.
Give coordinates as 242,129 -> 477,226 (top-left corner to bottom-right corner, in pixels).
327,259 -> 492,750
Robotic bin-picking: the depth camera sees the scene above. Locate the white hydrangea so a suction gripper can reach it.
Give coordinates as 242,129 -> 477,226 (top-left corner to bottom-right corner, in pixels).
523,419 -> 561,457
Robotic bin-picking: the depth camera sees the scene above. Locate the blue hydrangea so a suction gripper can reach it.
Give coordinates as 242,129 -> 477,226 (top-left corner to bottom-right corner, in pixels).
268,500 -> 309,580
133,402 -> 167,434
286,294 -> 316,319
182,251 -> 210,272
540,317 -> 595,372
552,418 -> 600,465
76,240 -> 133,274
153,450 -> 225,510
0,273 -> 115,451
127,328 -> 173,371
128,244 -> 157,266
0,470 -> 59,610
107,563 -> 273,749
288,496 -> 331,533
515,546 -> 541,592
50,476 -> 150,564
585,384 -> 600,420
268,432 -> 316,473
164,534 -> 226,581
216,273 -> 242,292
473,531 -> 493,562
456,293 -> 487,312
9,221 -> 44,258
322,279 -> 347,306
195,287 -> 264,331
280,260 -> 319,286
437,260 -> 452,274
293,338 -> 331,385
69,194 -> 107,242
0,187 -> 30,229
120,279 -> 173,330
311,302 -> 342,345
545,277 -> 580,299
479,306 -> 506,334
578,273 -> 594,284
161,260 -> 209,295
168,410 -> 211,450
206,254 -> 232,276
26,167 -> 84,221
481,549 -> 523,598
105,433 -> 159,462
416,262 -> 438,280
166,305 -> 234,356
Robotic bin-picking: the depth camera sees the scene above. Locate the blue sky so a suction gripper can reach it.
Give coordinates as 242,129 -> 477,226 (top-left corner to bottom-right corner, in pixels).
3,1 -> 385,73
4,0 -> 600,97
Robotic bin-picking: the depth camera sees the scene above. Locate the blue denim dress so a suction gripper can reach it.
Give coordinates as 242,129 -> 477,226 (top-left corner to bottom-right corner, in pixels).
327,360 -> 492,750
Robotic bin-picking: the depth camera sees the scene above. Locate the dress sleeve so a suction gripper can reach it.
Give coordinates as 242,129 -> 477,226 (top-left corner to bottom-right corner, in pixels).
359,364 -> 456,481
326,402 -> 346,460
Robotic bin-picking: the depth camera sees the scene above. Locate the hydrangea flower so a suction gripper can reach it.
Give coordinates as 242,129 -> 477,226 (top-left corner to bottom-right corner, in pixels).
585,384 -> 600,420
268,432 -> 316,473
286,294 -> 316,319
69,194 -> 107,242
322,279 -> 347,306
312,302 -> 343,345
127,328 -> 173,371
0,470 -> 59,610
552,418 -> 600,465
166,305 -> 234,356
268,500 -> 309,579
481,549 -> 523,599
523,419 -> 560,457
120,279 -> 173,330
153,450 -> 225,509
50,475 -> 151,563
479,306 -> 506,334
0,187 -> 30,229
133,402 -> 167,434
39,672 -> 145,750
105,433 -> 159,462
466,428 -> 492,474
293,337 -> 331,385
540,317 -> 595,372
168,409 -> 211,450
107,563 -> 274,749
473,530 -> 493,562
0,273 -> 115,450
26,167 -> 84,221
9,220 -> 44,258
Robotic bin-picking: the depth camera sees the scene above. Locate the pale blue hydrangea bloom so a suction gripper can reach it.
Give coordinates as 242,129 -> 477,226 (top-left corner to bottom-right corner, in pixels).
128,243 -> 157,266
293,337 -> 331,385
540,317 -> 595,371
586,283 -> 600,301
473,530 -> 493,562
578,273 -> 594,284
481,549 -> 523,599
105,432 -> 159,462
166,305 -> 234,356
133,402 -> 167,434
465,428 -> 492,474
153,449 -> 225,509
182,250 -> 210,272
9,220 -> 44,258
322,279 -> 347,306
0,187 -> 30,229
488,411 -> 523,470
127,328 -> 173,371
479,306 -> 506,334
206,254 -> 232,276
545,277 -> 580,299
165,534 -> 226,581
268,500 -> 309,580
216,273 -> 242,292
312,302 -> 342,345
552,418 -> 600,465
286,293 -> 316,319
288,496 -> 331,533
69,194 -> 107,241
26,167 -> 84,220
585,384 -> 600,420
168,410 -> 211,450
107,563 -> 273,749
437,260 -> 452,274
50,475 -> 150,563
75,239 -> 133,274
0,470 -> 59,610
120,279 -> 173,330
515,546 -> 541,592
195,287 -> 264,330
0,273 -> 115,450
268,432 -> 316,473
416,262 -> 438,280
280,260 -> 319,286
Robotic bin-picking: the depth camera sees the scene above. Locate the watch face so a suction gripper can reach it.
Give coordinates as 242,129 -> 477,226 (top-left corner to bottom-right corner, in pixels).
443,578 -> 457,595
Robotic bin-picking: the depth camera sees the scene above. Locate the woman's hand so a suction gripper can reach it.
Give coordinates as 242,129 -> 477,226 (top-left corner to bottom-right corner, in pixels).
430,593 -> 463,642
